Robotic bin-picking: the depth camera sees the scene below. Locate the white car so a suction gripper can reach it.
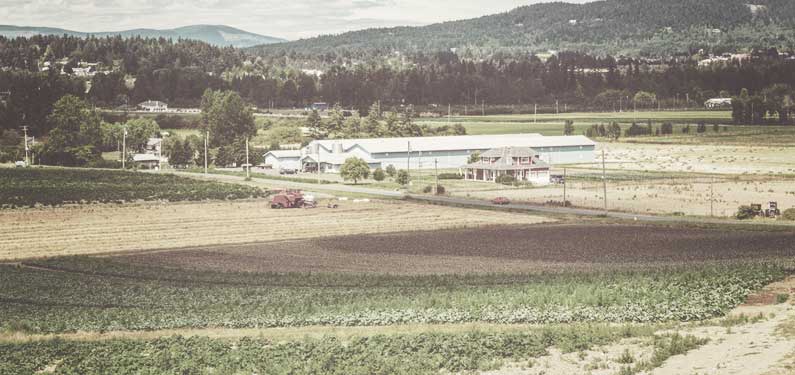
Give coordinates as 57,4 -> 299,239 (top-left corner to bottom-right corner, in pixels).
14,161 -> 27,168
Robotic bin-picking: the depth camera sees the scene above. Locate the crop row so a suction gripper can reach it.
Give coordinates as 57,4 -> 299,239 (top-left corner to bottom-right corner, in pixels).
0,168 -> 267,207
0,257 -> 783,334
1,325 -> 698,375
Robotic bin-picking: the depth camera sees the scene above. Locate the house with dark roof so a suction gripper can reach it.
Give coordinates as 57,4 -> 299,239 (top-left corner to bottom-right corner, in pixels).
463,147 -> 551,184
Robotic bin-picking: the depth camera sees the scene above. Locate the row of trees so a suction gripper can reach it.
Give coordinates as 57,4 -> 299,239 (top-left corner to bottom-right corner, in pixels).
731,85 -> 795,124
305,103 -> 466,140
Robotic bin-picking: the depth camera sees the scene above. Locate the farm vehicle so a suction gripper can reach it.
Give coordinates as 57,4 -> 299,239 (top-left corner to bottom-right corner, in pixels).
747,202 -> 781,218
270,190 -> 316,209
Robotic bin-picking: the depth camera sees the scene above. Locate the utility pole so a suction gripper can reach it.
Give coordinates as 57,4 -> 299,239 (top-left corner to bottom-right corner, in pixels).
448,104 -> 451,126
204,131 -> 208,174
556,100 -> 559,114
481,100 -> 485,116
122,126 -> 127,169
407,141 -> 411,183
710,177 -> 715,217
534,103 -> 537,124
434,158 -> 439,195
602,149 -> 608,213
21,125 -> 29,166
563,167 -> 567,205
317,149 -> 321,184
245,137 -> 250,179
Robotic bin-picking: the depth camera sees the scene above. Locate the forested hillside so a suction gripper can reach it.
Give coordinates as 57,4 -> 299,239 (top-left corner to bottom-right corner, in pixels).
252,0 -> 795,60
0,25 -> 285,48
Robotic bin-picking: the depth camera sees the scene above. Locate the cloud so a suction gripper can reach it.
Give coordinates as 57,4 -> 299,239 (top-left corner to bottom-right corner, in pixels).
0,0 -> 591,40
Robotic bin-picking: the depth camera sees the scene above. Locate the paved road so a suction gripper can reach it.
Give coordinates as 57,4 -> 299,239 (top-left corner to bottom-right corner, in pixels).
167,170 -> 794,228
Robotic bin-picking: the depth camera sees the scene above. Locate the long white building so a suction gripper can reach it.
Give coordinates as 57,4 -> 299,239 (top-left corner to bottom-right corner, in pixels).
265,134 -> 596,173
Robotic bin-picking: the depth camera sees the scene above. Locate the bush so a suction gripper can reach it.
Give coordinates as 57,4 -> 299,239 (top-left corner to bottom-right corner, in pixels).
396,170 -> 410,185
422,185 -> 446,195
438,173 -> 463,180
660,122 -> 673,135
385,165 -> 396,177
496,175 -> 516,185
697,122 -> 707,133
735,205 -> 757,220
782,208 -> 795,221
373,168 -> 386,182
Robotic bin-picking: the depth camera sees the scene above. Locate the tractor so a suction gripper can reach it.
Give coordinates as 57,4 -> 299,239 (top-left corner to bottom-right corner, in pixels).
270,190 -> 315,209
748,202 -> 781,218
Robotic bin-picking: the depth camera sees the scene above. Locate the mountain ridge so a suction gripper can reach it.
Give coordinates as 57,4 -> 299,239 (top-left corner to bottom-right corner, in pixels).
251,0 -> 795,58
0,24 -> 286,48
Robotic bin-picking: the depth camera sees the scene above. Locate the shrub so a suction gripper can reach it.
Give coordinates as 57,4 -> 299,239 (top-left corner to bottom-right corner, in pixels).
781,208 -> 795,221
396,170 -> 410,185
496,175 -> 516,185
735,205 -> 757,220
422,185 -> 446,195
373,168 -> 386,182
661,122 -> 674,135
385,165 -> 396,177
776,293 -> 790,304
697,122 -> 707,133
438,173 -> 463,180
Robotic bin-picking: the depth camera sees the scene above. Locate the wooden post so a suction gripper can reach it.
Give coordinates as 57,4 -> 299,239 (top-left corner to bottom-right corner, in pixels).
602,149 -> 608,213
563,167 -> 567,205
204,131 -> 208,174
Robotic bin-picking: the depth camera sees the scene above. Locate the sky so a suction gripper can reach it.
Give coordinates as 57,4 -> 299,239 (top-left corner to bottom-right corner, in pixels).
0,0 -> 591,40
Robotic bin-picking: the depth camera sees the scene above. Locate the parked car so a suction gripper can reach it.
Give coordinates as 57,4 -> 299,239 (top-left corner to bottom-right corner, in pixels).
279,168 -> 298,175
14,161 -> 27,168
492,197 -> 511,205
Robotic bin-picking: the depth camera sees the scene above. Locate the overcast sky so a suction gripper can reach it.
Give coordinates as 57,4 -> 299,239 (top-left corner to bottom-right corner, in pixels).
1,0 -> 591,40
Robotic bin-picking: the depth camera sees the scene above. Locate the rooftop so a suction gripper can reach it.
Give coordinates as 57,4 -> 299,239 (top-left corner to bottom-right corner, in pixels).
310,134 -> 594,154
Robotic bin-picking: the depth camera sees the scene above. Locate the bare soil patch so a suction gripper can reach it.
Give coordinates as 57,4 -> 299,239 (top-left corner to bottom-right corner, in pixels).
123,224 -> 795,275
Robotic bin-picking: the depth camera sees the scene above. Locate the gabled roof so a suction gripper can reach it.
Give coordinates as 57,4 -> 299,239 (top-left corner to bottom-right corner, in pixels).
264,150 -> 302,158
480,147 -> 537,158
302,153 -> 380,165
133,154 -> 160,162
465,147 -> 550,170
309,134 -> 594,155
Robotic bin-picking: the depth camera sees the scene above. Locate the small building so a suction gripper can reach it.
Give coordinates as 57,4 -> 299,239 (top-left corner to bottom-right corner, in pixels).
264,150 -> 302,171
463,147 -> 551,185
133,153 -> 161,170
704,98 -> 732,109
138,100 -> 168,112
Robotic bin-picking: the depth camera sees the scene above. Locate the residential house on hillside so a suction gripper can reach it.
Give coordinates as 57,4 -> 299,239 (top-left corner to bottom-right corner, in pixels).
463,147 -> 551,185
138,100 -> 168,112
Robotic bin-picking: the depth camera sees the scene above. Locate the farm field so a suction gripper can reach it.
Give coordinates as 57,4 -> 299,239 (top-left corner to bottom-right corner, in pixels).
0,168 -> 266,208
0,199 -> 551,260
2,223 -> 794,373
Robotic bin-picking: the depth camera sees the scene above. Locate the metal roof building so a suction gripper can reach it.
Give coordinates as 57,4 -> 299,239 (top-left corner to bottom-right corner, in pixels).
301,134 -> 595,171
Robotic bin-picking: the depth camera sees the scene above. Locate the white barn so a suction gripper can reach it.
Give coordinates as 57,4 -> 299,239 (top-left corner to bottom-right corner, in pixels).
293,134 -> 595,173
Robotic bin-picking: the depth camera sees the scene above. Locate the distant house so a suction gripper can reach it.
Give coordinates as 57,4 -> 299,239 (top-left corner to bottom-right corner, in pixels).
132,153 -> 161,170
463,147 -> 551,185
705,98 -> 732,109
138,100 -> 168,112
311,102 -> 329,111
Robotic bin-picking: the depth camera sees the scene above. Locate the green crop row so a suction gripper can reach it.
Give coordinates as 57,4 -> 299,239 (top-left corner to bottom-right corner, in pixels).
0,257 -> 783,334
0,168 -> 267,208
0,325 -> 702,375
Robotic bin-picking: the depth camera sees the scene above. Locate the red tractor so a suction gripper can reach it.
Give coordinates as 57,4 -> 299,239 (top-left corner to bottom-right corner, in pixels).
270,190 -> 315,209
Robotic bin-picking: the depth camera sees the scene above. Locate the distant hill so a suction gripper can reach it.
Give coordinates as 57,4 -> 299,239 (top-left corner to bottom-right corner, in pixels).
251,0 -> 795,58
0,24 -> 286,48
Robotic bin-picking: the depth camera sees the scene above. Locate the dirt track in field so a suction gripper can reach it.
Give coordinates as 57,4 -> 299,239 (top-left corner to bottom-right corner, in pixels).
122,224 -> 795,275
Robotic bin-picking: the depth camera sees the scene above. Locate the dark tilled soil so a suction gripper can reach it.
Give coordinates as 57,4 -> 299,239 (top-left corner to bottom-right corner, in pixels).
123,224 -> 795,275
